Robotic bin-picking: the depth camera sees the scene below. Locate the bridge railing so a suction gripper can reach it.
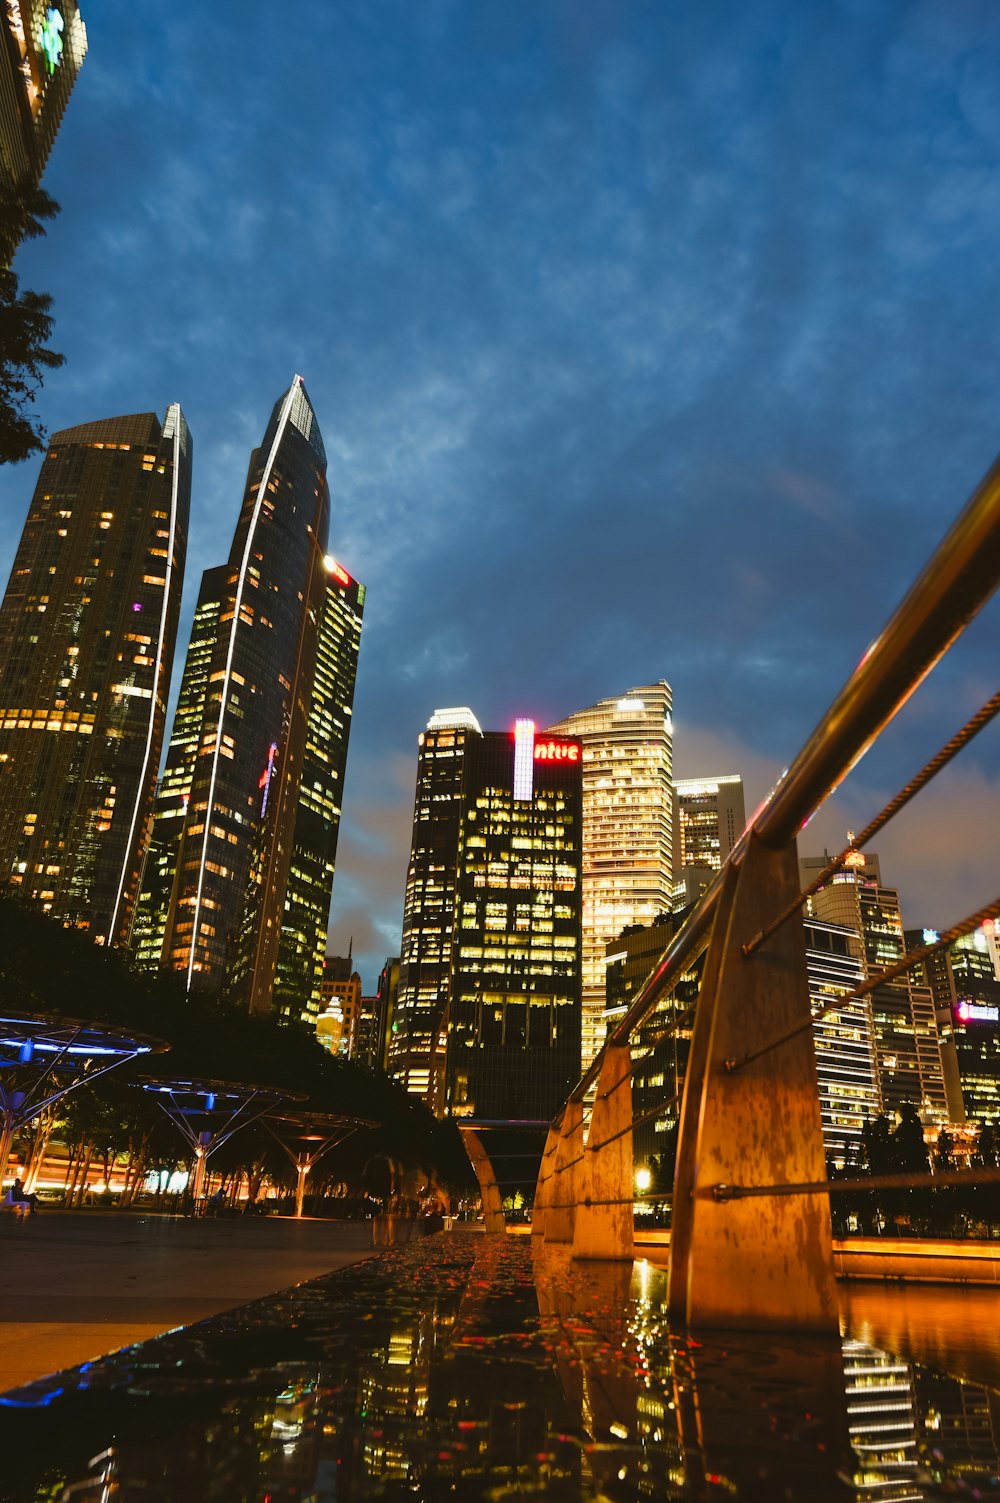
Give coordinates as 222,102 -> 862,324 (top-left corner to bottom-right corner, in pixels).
531,452 -> 1000,1331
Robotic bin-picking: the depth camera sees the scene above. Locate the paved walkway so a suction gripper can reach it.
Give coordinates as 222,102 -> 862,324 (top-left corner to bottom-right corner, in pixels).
0,1210 -> 373,1389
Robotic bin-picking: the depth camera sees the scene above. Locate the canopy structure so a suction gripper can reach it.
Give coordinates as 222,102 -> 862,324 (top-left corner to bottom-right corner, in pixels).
139,1077 -> 305,1205
0,1014 -> 168,1184
265,1110 -> 378,1218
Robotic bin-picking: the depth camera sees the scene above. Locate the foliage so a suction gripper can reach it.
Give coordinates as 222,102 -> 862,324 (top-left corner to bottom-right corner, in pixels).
0,894 -> 475,1195
0,177 -> 64,464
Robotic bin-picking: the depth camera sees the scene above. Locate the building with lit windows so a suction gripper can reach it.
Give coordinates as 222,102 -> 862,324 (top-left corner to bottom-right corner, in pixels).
316,953 -> 362,1056
391,709 -> 482,1102
671,773 -> 745,894
0,1 -> 87,191
804,918 -> 880,1167
0,406 -> 190,944
906,924 -> 1000,1125
547,683 -> 673,1070
803,851 -> 948,1122
392,712 -> 582,1121
135,378 -> 361,1020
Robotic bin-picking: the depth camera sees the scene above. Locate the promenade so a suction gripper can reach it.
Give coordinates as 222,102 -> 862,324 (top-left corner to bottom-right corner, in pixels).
0,1210 -> 373,1390
1,1227 -> 999,1500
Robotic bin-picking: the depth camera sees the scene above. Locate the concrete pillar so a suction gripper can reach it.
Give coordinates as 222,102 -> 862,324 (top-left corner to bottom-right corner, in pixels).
544,1098 -> 583,1245
667,833 -> 838,1331
459,1126 -> 506,1234
531,1117 -> 562,1239
572,1045 -> 633,1261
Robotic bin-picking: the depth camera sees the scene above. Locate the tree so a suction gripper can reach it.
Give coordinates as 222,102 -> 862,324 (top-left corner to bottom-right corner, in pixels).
0,176 -> 64,465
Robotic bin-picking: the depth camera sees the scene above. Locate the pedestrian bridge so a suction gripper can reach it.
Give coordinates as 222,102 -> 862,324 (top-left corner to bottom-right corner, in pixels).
465,452 -> 1000,1332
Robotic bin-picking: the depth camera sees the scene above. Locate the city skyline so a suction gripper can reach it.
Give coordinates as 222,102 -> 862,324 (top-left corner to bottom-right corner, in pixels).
0,2 -> 997,989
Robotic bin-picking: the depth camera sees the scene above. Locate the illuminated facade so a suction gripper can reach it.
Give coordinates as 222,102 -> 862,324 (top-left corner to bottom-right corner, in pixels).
392,709 -> 482,1101
0,1 -> 86,191
671,773 -> 745,894
139,378 -> 361,1019
0,406 -> 190,943
804,918 -> 880,1168
392,711 -> 583,1121
906,924 -> 1000,1125
803,851 -> 948,1122
547,683 -> 673,1070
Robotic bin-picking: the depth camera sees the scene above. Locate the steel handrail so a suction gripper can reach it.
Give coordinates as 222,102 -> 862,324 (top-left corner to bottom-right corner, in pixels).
565,450 -> 1000,1108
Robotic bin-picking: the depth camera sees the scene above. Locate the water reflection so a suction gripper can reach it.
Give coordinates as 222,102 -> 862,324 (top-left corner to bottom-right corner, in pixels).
0,1233 -> 997,1500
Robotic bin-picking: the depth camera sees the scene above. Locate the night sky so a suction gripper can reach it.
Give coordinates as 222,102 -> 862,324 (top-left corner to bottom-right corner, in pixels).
1,1 -> 997,990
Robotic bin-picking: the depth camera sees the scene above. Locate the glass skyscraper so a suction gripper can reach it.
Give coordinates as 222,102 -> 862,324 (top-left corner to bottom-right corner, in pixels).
547,683 -> 674,1070
0,405 -> 191,945
133,378 -> 362,1020
392,712 -> 583,1121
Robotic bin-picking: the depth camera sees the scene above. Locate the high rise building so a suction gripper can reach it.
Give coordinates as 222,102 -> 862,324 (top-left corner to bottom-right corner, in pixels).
0,1 -> 87,191
392,712 -> 583,1121
906,924 -> 1000,1126
391,708 -> 481,1101
0,406 -> 190,944
547,684 -> 673,1070
672,773 -> 745,882
803,851 -> 948,1123
134,378 -> 362,1020
316,954 -> 362,1056
804,918 -> 880,1168
374,954 -> 400,1073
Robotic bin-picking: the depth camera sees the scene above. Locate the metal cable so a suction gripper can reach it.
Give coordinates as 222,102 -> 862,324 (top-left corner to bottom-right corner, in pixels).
744,687 -> 1000,956
727,897 -> 1000,1074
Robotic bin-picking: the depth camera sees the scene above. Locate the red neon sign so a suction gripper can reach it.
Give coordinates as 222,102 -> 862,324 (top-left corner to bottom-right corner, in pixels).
330,560 -> 350,586
533,739 -> 580,763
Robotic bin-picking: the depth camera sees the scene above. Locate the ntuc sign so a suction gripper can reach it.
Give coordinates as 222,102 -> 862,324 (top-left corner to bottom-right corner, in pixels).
534,740 -> 579,763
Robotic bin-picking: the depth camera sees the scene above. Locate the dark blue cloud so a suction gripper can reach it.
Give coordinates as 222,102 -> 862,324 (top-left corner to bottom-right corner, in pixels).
1,0 -> 997,988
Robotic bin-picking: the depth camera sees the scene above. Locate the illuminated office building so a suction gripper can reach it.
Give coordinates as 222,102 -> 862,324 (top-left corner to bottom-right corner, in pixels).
804,918 -> 880,1168
0,405 -> 190,944
0,1 -> 86,191
671,773 -> 745,891
803,851 -> 948,1122
906,924 -> 1000,1126
547,683 -> 673,1070
392,712 -> 582,1120
392,708 -> 481,1101
140,378 -> 361,1019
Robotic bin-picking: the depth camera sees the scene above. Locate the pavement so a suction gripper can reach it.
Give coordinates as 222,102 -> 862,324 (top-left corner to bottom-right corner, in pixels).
0,1209 -> 374,1390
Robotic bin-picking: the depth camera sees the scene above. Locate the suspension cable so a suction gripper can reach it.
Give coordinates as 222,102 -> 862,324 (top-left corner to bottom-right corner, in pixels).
743,687 -> 1000,956
727,896 -> 1000,1074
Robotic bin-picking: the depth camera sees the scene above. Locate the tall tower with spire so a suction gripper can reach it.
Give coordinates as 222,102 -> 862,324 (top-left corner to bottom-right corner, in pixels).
134,378 -> 363,1020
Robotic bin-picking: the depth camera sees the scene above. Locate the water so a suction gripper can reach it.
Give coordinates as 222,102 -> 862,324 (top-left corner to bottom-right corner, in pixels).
0,1231 -> 997,1501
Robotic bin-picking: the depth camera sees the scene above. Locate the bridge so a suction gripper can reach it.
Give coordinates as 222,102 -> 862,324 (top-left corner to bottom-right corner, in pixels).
465,452 -> 1000,1332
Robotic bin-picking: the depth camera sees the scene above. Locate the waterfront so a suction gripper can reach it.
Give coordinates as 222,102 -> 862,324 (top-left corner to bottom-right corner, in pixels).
1,1230 -> 998,1500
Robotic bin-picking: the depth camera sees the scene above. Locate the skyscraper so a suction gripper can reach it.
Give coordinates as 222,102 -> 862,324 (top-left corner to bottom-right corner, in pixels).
136,378 -> 362,1019
803,851 -> 948,1123
392,712 -> 583,1121
547,683 -> 673,1070
672,774 -> 746,890
0,405 -> 191,944
0,1 -> 87,191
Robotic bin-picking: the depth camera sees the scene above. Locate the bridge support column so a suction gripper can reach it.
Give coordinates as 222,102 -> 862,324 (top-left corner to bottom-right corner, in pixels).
459,1126 -> 506,1234
667,833 -> 837,1331
572,1045 -> 633,1261
544,1098 -> 583,1245
531,1117 -> 561,1239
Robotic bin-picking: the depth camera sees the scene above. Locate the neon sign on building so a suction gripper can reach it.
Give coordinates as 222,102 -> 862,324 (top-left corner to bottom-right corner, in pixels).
39,6 -> 64,74
258,741 -> 278,816
534,739 -> 580,763
956,1000 -> 1000,1025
